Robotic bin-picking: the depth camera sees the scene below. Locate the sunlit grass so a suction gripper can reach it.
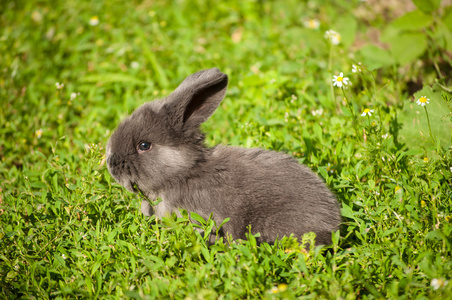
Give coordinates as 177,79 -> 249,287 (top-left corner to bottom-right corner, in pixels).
1,0 -> 451,298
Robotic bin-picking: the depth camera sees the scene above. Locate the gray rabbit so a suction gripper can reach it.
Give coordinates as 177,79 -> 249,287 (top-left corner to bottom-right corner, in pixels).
106,68 -> 341,245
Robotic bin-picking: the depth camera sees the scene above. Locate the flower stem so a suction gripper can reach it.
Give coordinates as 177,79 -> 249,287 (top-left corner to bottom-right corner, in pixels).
341,87 -> 359,137
341,87 -> 355,118
328,46 -> 335,108
424,106 -> 436,144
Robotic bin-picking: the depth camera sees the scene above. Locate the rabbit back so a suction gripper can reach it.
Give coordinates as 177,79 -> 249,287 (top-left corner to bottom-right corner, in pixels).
153,145 -> 340,245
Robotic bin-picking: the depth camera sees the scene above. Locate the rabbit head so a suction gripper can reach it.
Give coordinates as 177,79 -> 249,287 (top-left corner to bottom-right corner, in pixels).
106,68 -> 228,200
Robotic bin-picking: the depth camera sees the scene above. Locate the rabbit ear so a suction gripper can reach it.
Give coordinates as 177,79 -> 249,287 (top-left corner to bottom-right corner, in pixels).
166,68 -> 228,130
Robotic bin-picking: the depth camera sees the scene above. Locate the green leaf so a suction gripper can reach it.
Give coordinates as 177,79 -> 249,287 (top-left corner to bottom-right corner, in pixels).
412,0 -> 441,14
340,203 -> 355,219
313,123 -> 323,142
333,13 -> 357,48
217,218 -> 230,236
318,167 -> 328,181
270,255 -> 287,268
435,21 -> 452,52
237,245 -> 251,258
425,229 -> 447,241
357,45 -> 395,70
190,212 -> 207,226
90,259 -> 102,276
389,32 -> 428,65
201,247 -> 212,263
382,227 -> 399,237
398,86 -> 452,149
443,6 -> 452,32
390,9 -> 434,30
54,253 -> 66,268
396,149 -> 423,163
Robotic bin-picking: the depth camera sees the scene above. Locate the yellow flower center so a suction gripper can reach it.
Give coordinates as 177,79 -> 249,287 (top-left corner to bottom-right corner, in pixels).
419,96 -> 427,103
363,108 -> 370,113
278,284 -> 288,292
308,20 -> 316,28
337,76 -> 343,82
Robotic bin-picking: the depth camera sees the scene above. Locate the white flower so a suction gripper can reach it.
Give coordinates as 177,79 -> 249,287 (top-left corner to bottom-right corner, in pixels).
325,30 -> 341,45
332,72 -> 350,87
352,64 -> 362,73
382,134 -> 389,139
311,108 -> 324,116
35,129 -> 43,139
268,284 -> 288,294
361,108 -> 374,117
450,167 -> 452,173
62,254 -> 67,260
416,96 -> 429,106
70,92 -> 77,101
327,163 -> 334,173
55,82 -> 64,90
89,16 -> 99,26
31,11 -> 43,23
130,61 -> 140,69
303,19 -> 320,29
431,278 -> 448,290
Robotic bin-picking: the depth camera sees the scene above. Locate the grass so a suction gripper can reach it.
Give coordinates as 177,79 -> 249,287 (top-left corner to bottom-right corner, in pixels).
1,0 -> 452,298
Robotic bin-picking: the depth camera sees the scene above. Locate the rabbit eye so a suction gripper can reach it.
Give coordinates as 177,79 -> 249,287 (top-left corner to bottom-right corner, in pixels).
137,142 -> 152,154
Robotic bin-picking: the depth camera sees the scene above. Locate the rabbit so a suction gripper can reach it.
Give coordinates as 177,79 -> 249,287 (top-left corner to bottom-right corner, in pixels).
106,68 -> 341,245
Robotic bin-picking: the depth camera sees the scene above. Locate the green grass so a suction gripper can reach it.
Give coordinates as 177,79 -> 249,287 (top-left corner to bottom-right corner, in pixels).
1,0 -> 452,298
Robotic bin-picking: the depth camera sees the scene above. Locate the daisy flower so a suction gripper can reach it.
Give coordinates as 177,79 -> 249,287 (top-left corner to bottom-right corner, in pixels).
268,283 -> 288,294
431,278 -> 449,290
36,129 -> 43,139
332,72 -> 350,87
311,108 -> 324,116
361,108 -> 374,117
130,61 -> 140,69
303,19 -> 320,29
89,16 -> 99,26
31,11 -> 42,23
55,82 -> 64,90
324,30 -> 341,45
416,96 -> 429,106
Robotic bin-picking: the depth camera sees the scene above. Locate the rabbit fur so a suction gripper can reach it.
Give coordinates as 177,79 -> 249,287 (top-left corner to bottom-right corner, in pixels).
106,68 -> 341,245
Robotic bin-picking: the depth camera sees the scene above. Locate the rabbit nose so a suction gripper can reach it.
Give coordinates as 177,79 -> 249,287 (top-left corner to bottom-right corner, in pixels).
108,153 -> 121,167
